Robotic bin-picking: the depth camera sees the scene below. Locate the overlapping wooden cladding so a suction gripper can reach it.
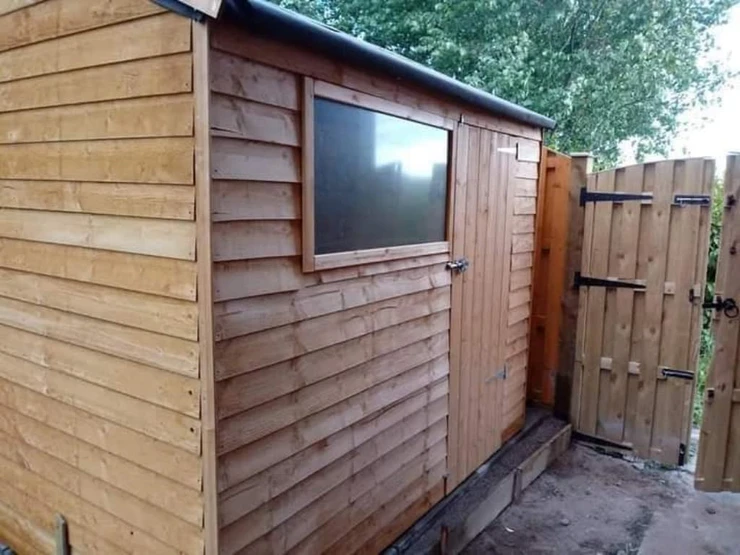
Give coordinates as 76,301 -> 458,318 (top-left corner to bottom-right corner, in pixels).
210,62 -> 453,547
0,2 -> 203,554
209,21 -> 541,554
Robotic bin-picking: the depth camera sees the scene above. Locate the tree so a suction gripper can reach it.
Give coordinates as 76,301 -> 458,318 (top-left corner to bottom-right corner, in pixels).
276,0 -> 737,164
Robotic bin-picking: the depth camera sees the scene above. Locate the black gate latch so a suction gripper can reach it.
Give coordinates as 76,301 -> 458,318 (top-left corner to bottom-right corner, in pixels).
702,296 -> 739,319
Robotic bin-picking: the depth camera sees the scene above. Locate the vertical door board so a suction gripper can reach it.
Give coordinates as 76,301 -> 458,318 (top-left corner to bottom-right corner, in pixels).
448,125 -> 518,489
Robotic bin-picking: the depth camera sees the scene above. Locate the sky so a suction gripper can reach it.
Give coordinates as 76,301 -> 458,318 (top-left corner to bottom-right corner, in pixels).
622,4 -> 740,174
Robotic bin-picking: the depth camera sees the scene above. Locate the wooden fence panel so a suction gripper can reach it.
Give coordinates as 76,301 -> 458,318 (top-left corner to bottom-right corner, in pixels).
528,148 -> 571,406
573,158 -> 713,465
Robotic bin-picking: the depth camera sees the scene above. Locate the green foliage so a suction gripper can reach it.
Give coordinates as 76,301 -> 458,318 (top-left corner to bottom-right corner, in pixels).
275,0 -> 737,165
694,180 -> 725,425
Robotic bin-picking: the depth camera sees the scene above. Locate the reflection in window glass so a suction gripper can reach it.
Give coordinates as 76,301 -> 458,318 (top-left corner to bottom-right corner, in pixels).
314,98 -> 449,255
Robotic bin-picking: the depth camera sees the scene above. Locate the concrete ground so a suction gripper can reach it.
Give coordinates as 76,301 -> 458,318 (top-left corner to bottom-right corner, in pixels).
463,442 -> 740,555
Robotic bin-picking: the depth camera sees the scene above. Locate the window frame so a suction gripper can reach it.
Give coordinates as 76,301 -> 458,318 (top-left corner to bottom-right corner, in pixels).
302,77 -> 455,272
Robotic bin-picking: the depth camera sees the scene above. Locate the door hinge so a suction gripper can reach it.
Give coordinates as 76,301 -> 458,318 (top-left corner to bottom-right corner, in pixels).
727,194 -> 737,209
573,272 -> 646,290
673,194 -> 711,206
678,443 -> 687,466
485,365 -> 507,383
659,366 -> 694,381
580,188 -> 652,206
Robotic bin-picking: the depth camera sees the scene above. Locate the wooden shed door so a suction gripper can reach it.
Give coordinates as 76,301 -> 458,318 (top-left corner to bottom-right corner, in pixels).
695,154 -> 740,491
447,125 -> 515,488
572,158 -> 713,465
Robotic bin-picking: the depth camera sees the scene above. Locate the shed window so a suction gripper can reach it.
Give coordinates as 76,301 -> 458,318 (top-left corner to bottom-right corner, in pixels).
302,79 -> 452,271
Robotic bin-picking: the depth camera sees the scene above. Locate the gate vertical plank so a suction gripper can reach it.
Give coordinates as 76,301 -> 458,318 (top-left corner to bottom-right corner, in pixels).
580,170 -> 615,434
696,154 -> 740,491
653,159 -> 703,463
562,154 -> 592,423
604,164 -> 644,442
623,166 -> 653,446
683,159 -> 715,448
597,170 -> 622,437
634,161 -> 674,458
572,172 -> 597,431
447,123 -> 469,491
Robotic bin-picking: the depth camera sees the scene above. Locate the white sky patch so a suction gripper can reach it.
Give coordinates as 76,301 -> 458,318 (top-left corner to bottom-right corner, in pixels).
374,117 -> 448,178
621,4 -> 740,175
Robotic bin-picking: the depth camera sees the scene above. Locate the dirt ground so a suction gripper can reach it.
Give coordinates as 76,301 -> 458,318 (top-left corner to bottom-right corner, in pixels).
463,442 -> 740,555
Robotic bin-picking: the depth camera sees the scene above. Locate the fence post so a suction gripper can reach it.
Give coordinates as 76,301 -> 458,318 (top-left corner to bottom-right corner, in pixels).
554,153 -> 593,422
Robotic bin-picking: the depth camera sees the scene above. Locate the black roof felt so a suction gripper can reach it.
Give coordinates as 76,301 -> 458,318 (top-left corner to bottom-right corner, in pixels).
220,0 -> 556,129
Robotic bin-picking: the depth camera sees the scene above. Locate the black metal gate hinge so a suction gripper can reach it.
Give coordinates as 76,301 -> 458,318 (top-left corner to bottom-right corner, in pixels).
580,188 -> 652,206
673,194 -> 711,206
573,272 -> 646,290
579,188 -> 711,207
659,367 -> 695,381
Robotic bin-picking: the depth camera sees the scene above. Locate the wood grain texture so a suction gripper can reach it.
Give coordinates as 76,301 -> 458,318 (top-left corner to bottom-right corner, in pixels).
210,22 -> 542,141
0,53 -> 192,113
528,149 -> 572,407
211,136 -> 300,182
0,376 -> 202,490
0,238 -> 197,300
212,181 -> 299,221
696,156 -> 739,491
194,18 -> 220,555
207,20 -> 543,554
0,349 -> 200,452
0,137 -> 194,184
0,208 -> 196,260
0,4 -> 204,552
210,50 -> 299,110
0,12 -> 190,83
0,95 -> 194,144
0,0 -> 163,52
0,179 -> 194,220
211,93 -> 299,145
215,287 -> 450,380
573,159 -> 712,465
0,267 -> 197,339
0,322 -> 199,416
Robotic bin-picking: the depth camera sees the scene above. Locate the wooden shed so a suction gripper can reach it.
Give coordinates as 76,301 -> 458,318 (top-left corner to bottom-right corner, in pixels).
0,0 -> 554,553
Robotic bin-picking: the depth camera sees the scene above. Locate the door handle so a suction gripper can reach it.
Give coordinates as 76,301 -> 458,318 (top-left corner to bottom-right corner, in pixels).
446,258 -> 470,273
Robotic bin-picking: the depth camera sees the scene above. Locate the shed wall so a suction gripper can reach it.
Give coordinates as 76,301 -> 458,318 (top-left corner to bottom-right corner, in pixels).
0,1 -> 204,553
209,22 -> 540,554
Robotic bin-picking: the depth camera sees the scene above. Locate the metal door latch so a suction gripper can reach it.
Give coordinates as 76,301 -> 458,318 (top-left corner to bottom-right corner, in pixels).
702,296 -> 739,319
446,258 -> 470,274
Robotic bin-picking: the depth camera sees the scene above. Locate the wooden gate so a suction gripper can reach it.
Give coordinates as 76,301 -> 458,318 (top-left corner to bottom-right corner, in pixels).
572,158 -> 714,464
447,124 -> 514,488
696,153 -> 740,491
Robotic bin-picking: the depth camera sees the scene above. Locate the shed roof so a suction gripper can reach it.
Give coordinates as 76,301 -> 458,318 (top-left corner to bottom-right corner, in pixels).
220,0 -> 556,130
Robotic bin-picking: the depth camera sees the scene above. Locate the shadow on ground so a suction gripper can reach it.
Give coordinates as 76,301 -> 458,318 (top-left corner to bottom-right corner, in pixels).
463,443 -> 740,555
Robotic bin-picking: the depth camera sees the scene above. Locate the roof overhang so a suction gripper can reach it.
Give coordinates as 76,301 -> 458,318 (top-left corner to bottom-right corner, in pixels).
168,0 -> 556,130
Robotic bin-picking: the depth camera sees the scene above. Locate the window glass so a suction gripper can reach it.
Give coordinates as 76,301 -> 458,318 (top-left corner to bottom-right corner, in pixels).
314,98 -> 449,255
